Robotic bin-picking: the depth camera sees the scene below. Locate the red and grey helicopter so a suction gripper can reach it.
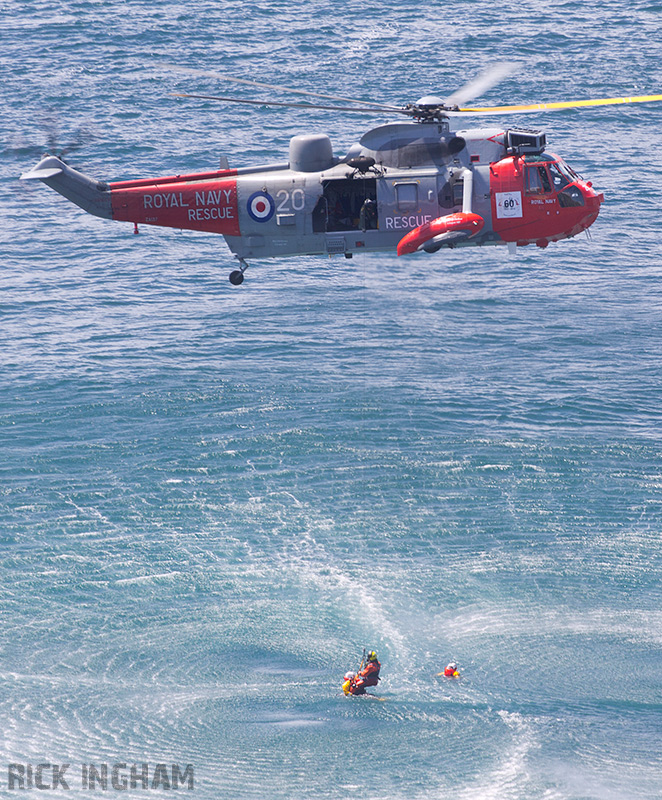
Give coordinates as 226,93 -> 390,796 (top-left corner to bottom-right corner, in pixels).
21,65 -> 662,284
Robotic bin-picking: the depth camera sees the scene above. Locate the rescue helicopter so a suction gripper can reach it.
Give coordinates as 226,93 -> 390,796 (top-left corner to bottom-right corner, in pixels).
21,65 -> 662,285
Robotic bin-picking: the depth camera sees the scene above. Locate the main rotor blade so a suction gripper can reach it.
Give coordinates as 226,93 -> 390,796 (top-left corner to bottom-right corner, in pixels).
160,63 -> 403,111
458,92 -> 662,115
173,92 -> 410,116
443,62 -> 517,107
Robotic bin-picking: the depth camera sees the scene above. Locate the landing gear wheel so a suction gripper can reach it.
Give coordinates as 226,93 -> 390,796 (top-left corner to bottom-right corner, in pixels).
229,256 -> 249,286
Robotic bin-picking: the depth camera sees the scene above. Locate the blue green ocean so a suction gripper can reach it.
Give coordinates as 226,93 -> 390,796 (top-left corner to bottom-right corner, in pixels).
2,1 -> 662,797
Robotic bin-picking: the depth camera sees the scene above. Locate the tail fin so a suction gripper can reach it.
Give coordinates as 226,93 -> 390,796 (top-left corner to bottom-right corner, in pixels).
21,155 -> 112,220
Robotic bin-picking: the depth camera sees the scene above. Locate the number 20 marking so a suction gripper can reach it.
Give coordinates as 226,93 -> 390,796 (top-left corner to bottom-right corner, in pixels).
276,188 -> 305,212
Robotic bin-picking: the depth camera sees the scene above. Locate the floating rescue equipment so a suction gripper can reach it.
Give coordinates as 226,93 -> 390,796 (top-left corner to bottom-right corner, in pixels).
397,212 -> 485,256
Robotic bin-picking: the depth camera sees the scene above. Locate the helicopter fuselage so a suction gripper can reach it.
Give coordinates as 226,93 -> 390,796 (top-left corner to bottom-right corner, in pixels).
21,119 -> 603,281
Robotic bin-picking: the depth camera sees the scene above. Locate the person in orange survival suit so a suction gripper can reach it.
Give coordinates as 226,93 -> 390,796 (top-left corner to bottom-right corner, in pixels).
349,651 -> 381,695
443,662 -> 460,678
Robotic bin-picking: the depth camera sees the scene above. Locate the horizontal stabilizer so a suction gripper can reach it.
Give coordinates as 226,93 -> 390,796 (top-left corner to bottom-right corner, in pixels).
20,164 -> 64,180
21,155 -> 67,181
19,154 -> 112,220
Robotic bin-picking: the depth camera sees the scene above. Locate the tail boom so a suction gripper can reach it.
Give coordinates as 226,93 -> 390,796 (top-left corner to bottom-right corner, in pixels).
21,155 -> 112,220
21,155 -> 241,236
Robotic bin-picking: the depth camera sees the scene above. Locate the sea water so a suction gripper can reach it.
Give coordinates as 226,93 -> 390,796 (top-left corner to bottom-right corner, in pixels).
2,1 -> 662,798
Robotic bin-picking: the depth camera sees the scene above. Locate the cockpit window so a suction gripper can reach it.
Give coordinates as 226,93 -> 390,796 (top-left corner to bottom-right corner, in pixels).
548,162 -> 570,191
558,186 -> 585,208
525,165 -> 552,194
555,158 -> 580,181
524,154 -> 581,183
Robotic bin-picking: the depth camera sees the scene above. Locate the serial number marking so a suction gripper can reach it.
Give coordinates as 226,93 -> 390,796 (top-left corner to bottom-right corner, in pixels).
276,188 -> 305,212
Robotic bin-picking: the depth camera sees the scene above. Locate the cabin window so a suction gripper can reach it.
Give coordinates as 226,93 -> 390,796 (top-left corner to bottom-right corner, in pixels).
395,183 -> 418,210
438,178 -> 463,209
525,165 -> 552,194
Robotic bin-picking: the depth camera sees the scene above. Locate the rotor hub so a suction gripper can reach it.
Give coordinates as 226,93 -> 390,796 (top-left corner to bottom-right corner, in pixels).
406,98 -> 459,124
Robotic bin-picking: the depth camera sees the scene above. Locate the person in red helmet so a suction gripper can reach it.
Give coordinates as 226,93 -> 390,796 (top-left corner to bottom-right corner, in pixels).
348,650 -> 381,695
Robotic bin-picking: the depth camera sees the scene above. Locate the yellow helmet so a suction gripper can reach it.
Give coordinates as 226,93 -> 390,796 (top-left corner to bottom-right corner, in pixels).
367,651 -> 378,661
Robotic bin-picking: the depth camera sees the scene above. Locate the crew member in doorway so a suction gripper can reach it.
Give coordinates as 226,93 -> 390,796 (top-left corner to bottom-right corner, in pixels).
359,197 -> 378,231
312,195 -> 328,233
349,650 -> 381,694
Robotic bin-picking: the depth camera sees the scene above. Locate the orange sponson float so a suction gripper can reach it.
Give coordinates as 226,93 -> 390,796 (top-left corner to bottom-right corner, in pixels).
397,211 -> 484,256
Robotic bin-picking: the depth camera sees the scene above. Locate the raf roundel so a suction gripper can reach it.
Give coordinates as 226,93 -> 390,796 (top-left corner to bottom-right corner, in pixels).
247,191 -> 275,223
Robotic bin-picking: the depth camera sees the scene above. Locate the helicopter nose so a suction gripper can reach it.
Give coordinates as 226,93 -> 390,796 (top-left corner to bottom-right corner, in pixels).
581,181 -> 604,212
577,182 -> 604,233
582,180 -> 603,203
